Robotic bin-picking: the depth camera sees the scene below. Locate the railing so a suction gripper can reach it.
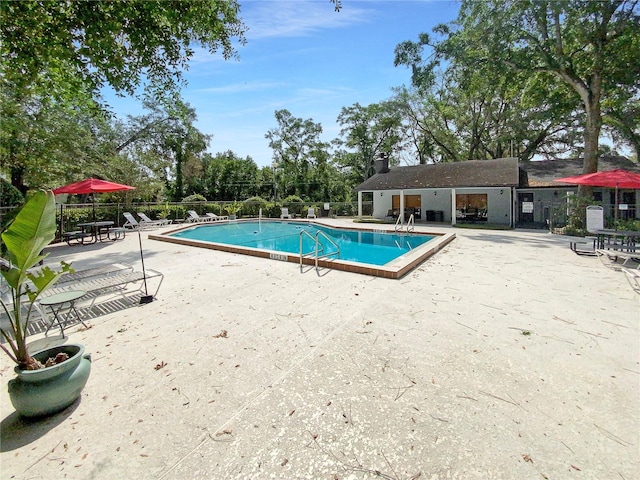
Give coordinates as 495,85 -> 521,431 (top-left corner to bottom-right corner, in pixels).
406,213 -> 415,233
394,213 -> 415,233
394,215 -> 402,232
299,229 -> 340,273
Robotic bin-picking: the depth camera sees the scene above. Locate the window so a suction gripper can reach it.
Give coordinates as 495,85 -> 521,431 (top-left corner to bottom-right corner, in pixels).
456,193 -> 488,221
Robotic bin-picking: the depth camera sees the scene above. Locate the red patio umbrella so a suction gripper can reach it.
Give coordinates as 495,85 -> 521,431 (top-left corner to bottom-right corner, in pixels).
554,169 -> 640,225
53,178 -> 136,195
53,177 -> 136,222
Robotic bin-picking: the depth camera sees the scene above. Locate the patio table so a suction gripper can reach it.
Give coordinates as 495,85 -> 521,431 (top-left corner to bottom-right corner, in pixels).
77,221 -> 115,243
40,290 -> 88,337
594,229 -> 639,252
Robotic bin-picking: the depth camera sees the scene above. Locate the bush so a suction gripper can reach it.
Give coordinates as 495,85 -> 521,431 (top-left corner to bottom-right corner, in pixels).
0,178 -> 23,207
181,194 -> 207,203
243,197 -> 268,216
0,179 -> 24,237
283,195 -> 304,216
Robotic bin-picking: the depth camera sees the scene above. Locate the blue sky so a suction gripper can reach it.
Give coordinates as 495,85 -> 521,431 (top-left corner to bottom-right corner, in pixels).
106,0 -> 460,167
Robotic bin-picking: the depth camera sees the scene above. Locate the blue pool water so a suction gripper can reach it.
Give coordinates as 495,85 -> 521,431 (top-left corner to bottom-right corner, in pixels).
171,221 -> 434,266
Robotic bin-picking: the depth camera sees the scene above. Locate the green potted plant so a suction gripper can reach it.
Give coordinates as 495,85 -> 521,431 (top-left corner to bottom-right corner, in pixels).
1,190 -> 91,417
225,201 -> 242,220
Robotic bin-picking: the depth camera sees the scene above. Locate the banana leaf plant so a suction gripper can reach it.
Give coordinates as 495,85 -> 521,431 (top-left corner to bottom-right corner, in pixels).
1,191 -> 71,370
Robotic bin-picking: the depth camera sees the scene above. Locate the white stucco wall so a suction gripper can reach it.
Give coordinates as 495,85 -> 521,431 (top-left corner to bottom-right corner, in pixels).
372,187 -> 512,225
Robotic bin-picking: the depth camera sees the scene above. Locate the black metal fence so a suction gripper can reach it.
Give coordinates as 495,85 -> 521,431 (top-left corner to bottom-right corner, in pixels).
2,201 -> 373,243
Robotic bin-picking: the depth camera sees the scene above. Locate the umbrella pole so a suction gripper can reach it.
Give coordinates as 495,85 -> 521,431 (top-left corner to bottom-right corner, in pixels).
138,230 -> 154,304
614,185 -> 619,230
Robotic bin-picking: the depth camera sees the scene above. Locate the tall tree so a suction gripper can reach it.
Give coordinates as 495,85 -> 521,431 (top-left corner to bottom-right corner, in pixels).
0,0 -> 246,191
203,151 -> 259,201
0,83 -> 110,194
1,0 -> 246,97
335,102 -> 403,180
455,0 -> 640,177
265,110 -> 329,200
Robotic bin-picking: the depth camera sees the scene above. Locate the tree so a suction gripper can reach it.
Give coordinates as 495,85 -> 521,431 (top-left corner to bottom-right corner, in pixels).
265,110 -> 330,200
454,0 -> 640,179
0,1 -> 246,192
1,1 -> 246,97
335,102 -> 404,180
203,151 -> 259,201
0,82 -> 111,194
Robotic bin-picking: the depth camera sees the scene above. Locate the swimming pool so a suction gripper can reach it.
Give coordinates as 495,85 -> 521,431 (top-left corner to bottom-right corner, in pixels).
151,220 -> 455,278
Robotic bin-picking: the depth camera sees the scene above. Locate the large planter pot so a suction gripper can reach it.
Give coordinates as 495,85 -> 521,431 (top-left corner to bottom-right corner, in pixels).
8,344 -> 91,418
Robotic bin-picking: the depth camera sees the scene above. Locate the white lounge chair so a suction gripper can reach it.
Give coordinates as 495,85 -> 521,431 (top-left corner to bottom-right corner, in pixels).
280,208 -> 292,219
187,210 -> 214,223
206,213 -> 229,221
137,212 -> 172,227
595,249 -> 640,270
123,212 -> 148,230
307,207 -> 317,219
621,268 -> 640,294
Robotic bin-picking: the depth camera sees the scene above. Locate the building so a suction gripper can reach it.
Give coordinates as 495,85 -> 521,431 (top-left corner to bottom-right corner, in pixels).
354,156 -> 640,228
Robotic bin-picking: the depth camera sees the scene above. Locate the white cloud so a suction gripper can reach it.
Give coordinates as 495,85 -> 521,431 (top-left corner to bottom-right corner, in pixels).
195,81 -> 288,94
240,0 -> 373,39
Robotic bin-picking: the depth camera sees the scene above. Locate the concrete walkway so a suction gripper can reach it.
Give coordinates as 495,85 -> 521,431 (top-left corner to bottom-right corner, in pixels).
1,221 -> 638,479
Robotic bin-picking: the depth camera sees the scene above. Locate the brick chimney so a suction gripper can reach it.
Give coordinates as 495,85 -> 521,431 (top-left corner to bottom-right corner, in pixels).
374,153 -> 390,174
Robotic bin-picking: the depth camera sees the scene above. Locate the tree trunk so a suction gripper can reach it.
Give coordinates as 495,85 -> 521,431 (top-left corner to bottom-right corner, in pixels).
577,91 -> 602,198
11,165 -> 27,196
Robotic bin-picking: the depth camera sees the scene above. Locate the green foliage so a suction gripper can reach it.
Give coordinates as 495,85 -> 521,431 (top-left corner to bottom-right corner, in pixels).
203,151 -> 260,200
283,195 -> 304,204
1,1 -> 246,97
564,195 -> 598,236
0,179 -> 24,236
266,109 -> 331,200
224,201 -> 242,216
281,195 -> 304,216
242,197 -> 268,216
181,194 -> 207,203
1,1 -> 245,193
336,102 -> 404,179
0,178 -> 24,207
394,1 -> 640,167
456,0 -> 640,172
0,191 -> 71,369
616,218 -> 640,232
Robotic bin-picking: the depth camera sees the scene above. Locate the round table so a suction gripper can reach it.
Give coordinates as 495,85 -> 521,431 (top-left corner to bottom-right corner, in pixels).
40,290 -> 88,337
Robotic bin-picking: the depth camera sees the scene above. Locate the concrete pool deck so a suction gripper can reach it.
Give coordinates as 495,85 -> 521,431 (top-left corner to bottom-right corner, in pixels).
1,219 -> 638,479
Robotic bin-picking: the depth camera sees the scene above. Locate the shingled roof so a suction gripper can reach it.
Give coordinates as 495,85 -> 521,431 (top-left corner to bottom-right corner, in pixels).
354,157 -> 520,191
354,156 -> 639,191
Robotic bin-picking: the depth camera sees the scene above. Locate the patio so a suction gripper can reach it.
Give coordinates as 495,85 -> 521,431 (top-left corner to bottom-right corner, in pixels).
1,220 -> 638,479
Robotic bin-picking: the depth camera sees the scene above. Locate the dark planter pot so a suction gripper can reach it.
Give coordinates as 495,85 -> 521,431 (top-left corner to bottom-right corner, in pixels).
8,344 -> 91,418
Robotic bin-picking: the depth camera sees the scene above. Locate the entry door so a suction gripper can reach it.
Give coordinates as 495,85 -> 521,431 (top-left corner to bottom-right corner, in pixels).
518,192 -> 534,223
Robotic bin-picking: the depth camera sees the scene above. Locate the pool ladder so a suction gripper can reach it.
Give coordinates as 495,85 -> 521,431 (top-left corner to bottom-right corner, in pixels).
299,230 -> 340,272
395,213 -> 415,233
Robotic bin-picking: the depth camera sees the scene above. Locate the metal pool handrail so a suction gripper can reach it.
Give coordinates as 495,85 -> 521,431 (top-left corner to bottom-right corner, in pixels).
299,229 -> 340,272
394,213 -> 415,233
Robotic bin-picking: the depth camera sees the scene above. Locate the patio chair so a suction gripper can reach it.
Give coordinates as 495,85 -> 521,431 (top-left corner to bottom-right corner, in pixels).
206,213 -> 229,221
123,212 -> 148,230
137,212 -> 172,227
43,267 -> 164,310
621,268 -> 640,294
595,249 -> 640,270
307,207 -> 317,219
280,208 -> 292,219
187,210 -> 214,223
